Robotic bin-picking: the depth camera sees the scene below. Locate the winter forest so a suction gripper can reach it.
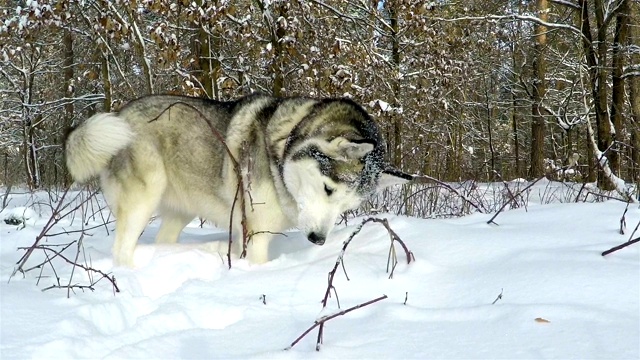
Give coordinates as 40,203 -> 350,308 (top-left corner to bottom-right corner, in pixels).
1,0 -> 639,194
2,2 -> 640,357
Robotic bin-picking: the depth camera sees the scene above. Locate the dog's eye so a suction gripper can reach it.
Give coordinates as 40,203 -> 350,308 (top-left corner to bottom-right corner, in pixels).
324,184 -> 334,196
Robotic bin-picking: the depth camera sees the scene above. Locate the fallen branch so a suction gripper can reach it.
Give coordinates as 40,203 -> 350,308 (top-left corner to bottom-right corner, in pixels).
286,295 -> 388,351
287,217 -> 413,351
602,237 -> 640,256
491,288 -> 504,305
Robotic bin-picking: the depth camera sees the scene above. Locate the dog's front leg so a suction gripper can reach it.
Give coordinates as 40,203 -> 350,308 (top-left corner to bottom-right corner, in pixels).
240,232 -> 272,264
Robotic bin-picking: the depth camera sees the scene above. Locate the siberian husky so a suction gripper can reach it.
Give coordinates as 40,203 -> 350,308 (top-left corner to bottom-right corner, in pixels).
65,94 -> 412,266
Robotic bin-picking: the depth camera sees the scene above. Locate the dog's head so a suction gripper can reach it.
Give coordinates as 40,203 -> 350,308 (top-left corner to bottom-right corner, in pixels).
282,99 -> 412,245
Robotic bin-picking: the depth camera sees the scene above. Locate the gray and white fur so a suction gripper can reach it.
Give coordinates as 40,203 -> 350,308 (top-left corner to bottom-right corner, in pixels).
65,94 -> 412,266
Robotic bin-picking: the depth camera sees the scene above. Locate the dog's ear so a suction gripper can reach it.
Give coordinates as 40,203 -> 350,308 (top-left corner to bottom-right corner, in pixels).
377,167 -> 413,192
327,137 -> 375,160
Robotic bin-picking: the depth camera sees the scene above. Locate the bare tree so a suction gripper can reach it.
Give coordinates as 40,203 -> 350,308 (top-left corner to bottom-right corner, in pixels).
529,0 -> 549,179
630,1 -> 640,184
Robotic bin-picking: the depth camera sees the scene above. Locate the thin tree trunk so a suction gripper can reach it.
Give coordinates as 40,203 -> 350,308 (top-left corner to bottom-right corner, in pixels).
629,1 -> 640,186
126,4 -> 153,94
271,2 -> 287,96
196,28 -> 214,98
586,127 -> 596,181
194,0 -> 221,100
485,78 -> 496,178
511,10 -> 522,179
22,53 -> 38,190
610,0 -> 629,176
512,98 -> 521,178
578,0 -> 613,189
101,51 -> 112,112
529,0 -> 548,178
62,28 -> 74,186
389,0 -> 402,168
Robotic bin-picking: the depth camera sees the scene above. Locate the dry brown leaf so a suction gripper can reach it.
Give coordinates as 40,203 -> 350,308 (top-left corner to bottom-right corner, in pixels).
535,317 -> 551,323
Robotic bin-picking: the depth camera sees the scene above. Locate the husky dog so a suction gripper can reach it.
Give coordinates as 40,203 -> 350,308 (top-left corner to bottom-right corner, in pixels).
65,94 -> 412,266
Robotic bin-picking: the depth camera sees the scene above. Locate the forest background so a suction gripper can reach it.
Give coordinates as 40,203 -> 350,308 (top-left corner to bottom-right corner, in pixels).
1,0 -> 639,197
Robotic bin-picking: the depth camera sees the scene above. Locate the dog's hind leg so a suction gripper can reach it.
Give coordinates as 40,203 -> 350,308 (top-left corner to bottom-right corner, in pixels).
155,210 -> 193,244
111,189 -> 164,267
106,164 -> 167,267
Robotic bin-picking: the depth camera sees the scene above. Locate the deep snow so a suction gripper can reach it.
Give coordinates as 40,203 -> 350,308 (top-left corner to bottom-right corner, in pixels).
1,187 -> 639,359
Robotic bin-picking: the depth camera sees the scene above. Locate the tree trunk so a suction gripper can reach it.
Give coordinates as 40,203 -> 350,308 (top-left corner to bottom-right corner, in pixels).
529,0 -> 548,178
609,0 -> 629,176
629,1 -> 640,186
271,3 -> 287,96
578,0 -> 613,189
196,28 -> 214,98
194,0 -> 221,100
586,127 -> 596,181
101,50 -> 112,112
126,3 -> 153,94
486,79 -> 496,178
62,28 -> 75,186
512,98 -> 521,178
389,0 -> 402,168
511,11 -> 522,179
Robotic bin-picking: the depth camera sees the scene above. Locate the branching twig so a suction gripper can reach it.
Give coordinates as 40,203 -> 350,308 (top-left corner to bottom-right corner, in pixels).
286,295 -> 388,351
411,175 -> 483,213
287,217 -> 413,351
18,244 -> 119,293
493,170 -> 524,210
9,188 -> 119,295
11,187 -> 100,277
487,176 -> 545,225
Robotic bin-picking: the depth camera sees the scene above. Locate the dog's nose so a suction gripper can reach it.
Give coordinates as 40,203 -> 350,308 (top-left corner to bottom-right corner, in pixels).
308,232 -> 326,245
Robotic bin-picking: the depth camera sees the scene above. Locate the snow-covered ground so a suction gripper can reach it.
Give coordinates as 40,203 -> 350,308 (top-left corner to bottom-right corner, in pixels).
1,187 -> 638,359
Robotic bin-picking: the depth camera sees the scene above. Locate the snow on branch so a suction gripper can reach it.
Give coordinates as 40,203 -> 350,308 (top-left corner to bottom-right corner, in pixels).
583,107 -> 635,202
430,14 -> 583,40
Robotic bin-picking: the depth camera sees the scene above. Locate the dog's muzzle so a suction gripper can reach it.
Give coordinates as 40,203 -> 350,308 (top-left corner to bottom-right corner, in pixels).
307,232 -> 326,245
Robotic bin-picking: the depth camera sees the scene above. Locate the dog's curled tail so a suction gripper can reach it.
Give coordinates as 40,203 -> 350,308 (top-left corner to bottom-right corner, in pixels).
65,113 -> 134,182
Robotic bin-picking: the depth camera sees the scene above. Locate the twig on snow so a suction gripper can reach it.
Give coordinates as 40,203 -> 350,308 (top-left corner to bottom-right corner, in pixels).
10,187 -> 119,296
491,288 -> 504,305
286,295 -> 388,351
487,176 -> 545,225
286,217 -> 413,351
619,202 -> 629,235
602,237 -> 640,256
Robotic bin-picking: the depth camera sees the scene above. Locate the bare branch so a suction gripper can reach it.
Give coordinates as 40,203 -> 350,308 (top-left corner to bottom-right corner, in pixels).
287,217 -> 412,351
430,14 -> 583,39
